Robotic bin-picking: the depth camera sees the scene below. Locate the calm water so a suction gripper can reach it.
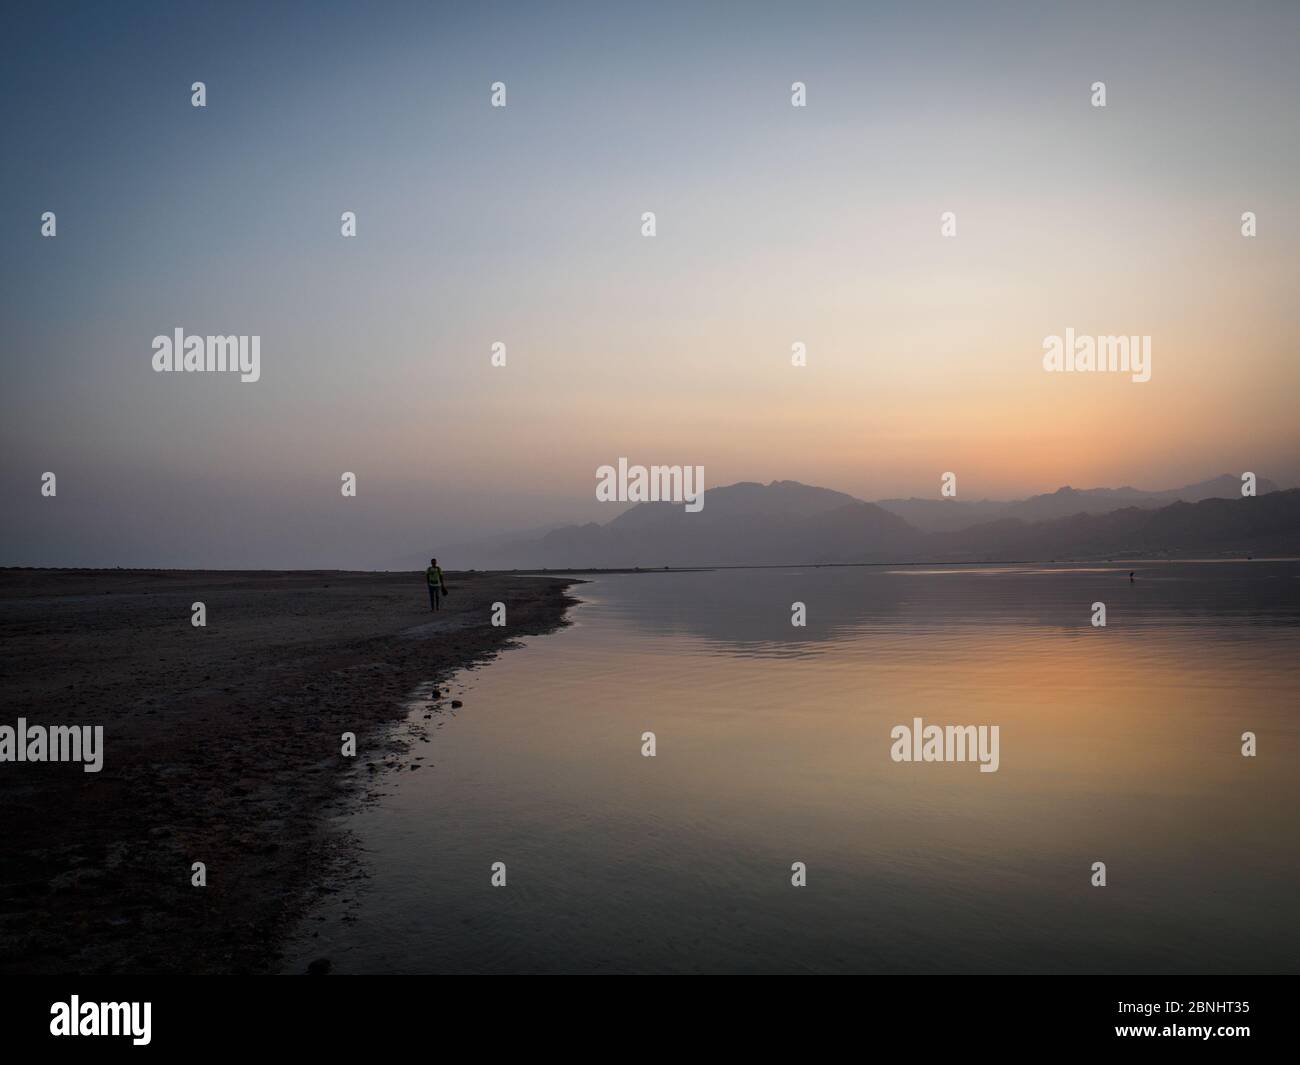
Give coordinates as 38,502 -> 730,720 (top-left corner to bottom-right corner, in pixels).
283,561 -> 1300,974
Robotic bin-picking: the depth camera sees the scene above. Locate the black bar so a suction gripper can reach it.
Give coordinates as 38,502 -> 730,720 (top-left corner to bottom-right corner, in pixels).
1,976 -> 1286,1054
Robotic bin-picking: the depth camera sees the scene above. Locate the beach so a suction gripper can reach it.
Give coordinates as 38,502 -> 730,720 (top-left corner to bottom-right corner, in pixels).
0,568 -> 578,974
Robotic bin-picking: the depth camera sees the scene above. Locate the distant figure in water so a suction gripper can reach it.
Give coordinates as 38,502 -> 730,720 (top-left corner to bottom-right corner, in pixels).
1129,571 -> 1135,582
425,558 -> 448,611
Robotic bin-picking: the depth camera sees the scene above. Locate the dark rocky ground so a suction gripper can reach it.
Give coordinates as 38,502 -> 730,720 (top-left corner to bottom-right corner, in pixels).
0,568 -> 578,974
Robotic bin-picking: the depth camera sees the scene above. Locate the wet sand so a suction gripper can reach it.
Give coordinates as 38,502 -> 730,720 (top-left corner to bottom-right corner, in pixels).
0,569 -> 579,974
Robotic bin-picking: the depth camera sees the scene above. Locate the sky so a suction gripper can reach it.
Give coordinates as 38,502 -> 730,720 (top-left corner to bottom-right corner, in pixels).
2,0 -> 1297,568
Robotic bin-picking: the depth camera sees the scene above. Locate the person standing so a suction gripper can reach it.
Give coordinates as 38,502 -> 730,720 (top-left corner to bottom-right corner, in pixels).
425,558 -> 448,611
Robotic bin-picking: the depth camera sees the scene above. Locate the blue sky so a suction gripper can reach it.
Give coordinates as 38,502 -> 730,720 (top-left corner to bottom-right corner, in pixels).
2,0 -> 1297,567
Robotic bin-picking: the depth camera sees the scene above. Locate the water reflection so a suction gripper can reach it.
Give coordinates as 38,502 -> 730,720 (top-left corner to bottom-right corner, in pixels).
578,561 -> 1300,655
282,560 -> 1300,974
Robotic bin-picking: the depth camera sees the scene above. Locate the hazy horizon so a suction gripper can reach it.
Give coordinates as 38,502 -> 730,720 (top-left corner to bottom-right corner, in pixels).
4,0 -> 1298,568
3,469 -> 1291,570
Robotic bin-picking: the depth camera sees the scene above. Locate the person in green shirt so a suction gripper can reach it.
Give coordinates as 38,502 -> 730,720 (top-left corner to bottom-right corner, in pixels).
425,558 -> 448,611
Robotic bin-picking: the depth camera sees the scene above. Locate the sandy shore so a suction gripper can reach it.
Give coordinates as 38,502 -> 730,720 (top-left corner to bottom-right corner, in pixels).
0,568 -> 579,974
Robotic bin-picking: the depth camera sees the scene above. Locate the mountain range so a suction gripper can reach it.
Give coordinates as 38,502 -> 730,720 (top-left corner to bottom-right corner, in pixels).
876,474 -> 1280,532
451,475 -> 1296,569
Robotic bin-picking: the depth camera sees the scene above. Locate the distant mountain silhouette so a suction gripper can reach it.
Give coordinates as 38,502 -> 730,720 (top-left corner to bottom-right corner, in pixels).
483,481 -> 913,567
877,474 -> 1280,532
461,478 -> 1297,568
927,490 -> 1300,561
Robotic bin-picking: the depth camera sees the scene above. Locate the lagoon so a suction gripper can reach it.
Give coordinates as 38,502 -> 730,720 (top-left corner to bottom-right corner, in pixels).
284,560 -> 1300,974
